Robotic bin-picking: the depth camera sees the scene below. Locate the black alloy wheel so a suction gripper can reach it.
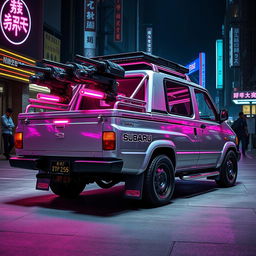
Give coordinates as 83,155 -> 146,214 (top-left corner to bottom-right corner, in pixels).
143,155 -> 175,206
216,150 -> 238,187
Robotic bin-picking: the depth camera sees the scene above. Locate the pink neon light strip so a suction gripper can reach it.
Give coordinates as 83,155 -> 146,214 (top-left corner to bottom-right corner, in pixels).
169,98 -> 190,105
79,88 -> 105,99
176,151 -> 221,155
37,93 -> 61,102
53,120 -> 70,124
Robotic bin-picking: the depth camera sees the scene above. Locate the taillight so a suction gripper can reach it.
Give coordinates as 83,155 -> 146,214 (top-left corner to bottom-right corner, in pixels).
103,132 -> 116,150
14,132 -> 23,149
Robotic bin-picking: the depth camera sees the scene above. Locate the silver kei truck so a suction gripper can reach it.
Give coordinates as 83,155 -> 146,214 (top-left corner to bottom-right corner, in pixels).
10,52 -> 240,206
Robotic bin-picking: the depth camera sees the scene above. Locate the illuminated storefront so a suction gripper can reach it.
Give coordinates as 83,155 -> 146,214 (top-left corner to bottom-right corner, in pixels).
0,0 -> 43,153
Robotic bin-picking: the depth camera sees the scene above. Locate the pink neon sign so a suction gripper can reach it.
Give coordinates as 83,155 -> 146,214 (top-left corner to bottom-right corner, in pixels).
37,93 -> 61,102
233,91 -> 256,100
0,0 -> 31,45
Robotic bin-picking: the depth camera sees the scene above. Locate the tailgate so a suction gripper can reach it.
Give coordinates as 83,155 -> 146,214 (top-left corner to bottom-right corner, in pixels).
20,114 -> 103,153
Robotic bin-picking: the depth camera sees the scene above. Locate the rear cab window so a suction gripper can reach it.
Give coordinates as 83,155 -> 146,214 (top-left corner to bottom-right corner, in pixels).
78,75 -> 147,110
164,80 -> 193,117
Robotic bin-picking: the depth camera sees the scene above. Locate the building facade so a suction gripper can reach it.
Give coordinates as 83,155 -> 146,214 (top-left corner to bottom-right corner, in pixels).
0,0 -> 84,153
223,0 -> 256,118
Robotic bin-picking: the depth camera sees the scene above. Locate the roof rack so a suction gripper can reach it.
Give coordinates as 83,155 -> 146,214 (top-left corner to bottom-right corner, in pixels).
93,51 -> 189,75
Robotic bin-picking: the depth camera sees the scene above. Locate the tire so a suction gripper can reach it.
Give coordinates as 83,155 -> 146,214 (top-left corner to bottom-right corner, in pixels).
50,177 -> 86,198
143,155 -> 175,206
96,179 -> 119,189
215,151 -> 238,187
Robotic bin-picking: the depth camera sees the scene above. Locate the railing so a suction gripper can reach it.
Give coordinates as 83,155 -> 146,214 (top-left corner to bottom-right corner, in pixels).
114,96 -> 147,112
25,84 -> 83,113
25,74 -> 148,113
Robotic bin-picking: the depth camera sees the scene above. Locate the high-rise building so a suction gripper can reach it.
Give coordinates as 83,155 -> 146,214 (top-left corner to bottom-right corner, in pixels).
223,0 -> 256,117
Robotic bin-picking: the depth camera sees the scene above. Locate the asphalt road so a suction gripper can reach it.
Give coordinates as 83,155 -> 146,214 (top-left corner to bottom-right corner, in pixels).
0,154 -> 256,256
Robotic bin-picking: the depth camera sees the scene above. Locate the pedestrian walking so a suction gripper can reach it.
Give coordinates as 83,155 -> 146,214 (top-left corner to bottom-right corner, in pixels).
1,108 -> 15,160
232,112 -> 248,157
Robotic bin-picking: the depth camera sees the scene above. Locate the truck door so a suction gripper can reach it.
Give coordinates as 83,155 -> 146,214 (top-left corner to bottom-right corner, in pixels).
164,80 -> 200,170
194,89 -> 224,167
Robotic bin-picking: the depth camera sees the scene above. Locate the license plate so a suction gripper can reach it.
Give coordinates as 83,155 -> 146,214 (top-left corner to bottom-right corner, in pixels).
51,160 -> 70,174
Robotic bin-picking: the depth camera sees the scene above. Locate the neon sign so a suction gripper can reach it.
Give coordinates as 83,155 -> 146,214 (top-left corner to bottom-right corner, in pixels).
233,91 -> 256,100
216,39 -> 223,89
233,91 -> 256,105
185,52 -> 206,88
0,0 -> 31,45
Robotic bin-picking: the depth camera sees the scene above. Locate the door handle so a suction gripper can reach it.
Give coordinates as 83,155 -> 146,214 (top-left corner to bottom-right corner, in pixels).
194,128 -> 197,136
200,124 -> 206,129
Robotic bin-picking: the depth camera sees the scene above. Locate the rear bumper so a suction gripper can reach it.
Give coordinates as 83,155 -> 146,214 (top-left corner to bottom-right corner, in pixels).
9,156 -> 123,174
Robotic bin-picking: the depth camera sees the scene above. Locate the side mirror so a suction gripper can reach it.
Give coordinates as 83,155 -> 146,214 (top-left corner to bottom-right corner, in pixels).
219,109 -> 229,123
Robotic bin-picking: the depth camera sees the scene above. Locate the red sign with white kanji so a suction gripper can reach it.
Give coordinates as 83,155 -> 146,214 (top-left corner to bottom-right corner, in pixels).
85,0 -> 96,32
0,0 -> 31,45
114,0 -> 122,41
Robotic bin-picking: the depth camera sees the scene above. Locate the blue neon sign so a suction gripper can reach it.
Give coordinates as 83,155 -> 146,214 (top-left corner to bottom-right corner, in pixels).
216,39 -> 223,89
186,52 -> 206,88
186,58 -> 199,75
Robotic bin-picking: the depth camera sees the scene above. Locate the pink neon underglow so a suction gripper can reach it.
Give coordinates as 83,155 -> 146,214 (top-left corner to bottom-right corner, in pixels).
79,88 -> 105,99
0,0 -> 31,45
37,93 -> 61,102
53,120 -> 70,124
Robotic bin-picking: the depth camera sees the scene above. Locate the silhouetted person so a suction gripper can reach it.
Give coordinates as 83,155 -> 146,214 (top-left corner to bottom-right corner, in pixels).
1,108 -> 15,160
232,112 -> 248,157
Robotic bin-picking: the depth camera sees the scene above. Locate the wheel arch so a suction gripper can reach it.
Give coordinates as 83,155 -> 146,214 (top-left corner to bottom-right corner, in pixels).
142,141 -> 176,172
216,142 -> 239,169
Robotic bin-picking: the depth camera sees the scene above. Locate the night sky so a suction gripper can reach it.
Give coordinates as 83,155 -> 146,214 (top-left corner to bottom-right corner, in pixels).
142,0 -> 226,97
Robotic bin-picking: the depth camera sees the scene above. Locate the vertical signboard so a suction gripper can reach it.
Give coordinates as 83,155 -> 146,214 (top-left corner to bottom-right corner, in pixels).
114,0 -> 122,41
199,52 -> 206,88
146,27 -> 152,54
216,39 -> 223,89
229,27 -> 240,67
84,0 -> 96,57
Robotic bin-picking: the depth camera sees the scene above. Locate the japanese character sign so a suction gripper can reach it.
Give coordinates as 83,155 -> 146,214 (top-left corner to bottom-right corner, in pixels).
229,27 -> 240,67
0,0 -> 31,45
233,91 -> 256,100
84,0 -> 96,57
146,27 -> 153,54
84,0 -> 96,32
114,0 -> 122,41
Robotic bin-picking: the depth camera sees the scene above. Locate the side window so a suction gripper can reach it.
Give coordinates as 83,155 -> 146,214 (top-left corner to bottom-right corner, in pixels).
165,80 -> 193,117
195,90 -> 217,122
